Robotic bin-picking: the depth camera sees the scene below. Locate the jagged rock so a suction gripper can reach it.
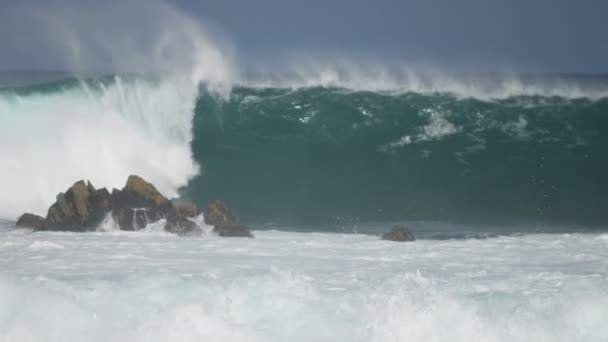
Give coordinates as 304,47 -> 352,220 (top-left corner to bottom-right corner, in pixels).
213,222 -> 254,238
203,201 -> 253,237
124,175 -> 170,206
44,180 -> 111,232
176,203 -> 198,218
111,175 -> 173,230
382,225 -> 416,242
16,213 -> 45,230
18,175 -> 250,238
204,201 -> 237,226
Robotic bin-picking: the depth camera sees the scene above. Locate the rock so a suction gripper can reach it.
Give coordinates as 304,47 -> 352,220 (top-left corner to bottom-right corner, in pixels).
18,175 -> 250,238
176,203 -> 198,218
44,180 -> 112,232
111,175 -> 174,230
213,222 -> 254,238
204,201 -> 237,226
164,214 -> 201,236
16,213 -> 45,230
382,225 -> 416,242
124,175 -> 170,206
203,201 -> 253,237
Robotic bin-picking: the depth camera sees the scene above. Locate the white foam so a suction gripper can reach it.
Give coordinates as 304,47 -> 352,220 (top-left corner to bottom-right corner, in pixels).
0,225 -> 607,341
388,109 -> 460,148
27,240 -> 64,250
242,61 -> 608,100
0,0 -> 236,220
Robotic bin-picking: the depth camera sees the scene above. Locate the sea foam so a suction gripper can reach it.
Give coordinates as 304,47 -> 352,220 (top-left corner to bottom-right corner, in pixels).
0,228 -> 607,341
0,0 -> 235,220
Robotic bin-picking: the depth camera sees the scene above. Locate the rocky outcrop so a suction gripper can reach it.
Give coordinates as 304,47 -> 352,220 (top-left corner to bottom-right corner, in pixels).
204,201 -> 253,238
382,225 -> 416,242
45,180 -> 112,232
111,175 -> 174,231
175,203 -> 198,218
204,201 -> 237,226
16,213 -> 45,230
17,175 -> 252,238
164,214 -> 199,236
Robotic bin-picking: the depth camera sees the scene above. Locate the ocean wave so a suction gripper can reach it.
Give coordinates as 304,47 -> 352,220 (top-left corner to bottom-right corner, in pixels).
188,85 -> 608,225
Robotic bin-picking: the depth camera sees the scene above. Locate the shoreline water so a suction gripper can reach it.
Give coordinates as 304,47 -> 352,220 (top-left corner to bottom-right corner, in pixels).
1,223 -> 607,341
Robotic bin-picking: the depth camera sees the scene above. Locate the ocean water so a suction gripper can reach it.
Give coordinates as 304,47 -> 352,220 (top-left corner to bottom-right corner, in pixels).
1,74 -> 607,225
0,220 -> 607,341
1,69 -> 608,341
2,0 -> 608,339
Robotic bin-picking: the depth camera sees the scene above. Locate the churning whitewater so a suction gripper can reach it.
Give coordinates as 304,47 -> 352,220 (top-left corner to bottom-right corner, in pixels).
0,225 -> 608,341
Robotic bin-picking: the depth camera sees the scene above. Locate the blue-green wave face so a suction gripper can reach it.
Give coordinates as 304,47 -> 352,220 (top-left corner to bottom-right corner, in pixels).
1,74 -> 607,226
188,85 -> 608,225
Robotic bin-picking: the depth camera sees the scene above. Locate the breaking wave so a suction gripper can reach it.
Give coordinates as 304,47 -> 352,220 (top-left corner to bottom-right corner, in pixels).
188,82 -> 608,226
0,0 -> 607,226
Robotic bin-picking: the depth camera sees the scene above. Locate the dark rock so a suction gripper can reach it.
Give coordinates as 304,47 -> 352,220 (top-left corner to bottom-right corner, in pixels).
176,203 -> 198,218
123,175 -> 171,206
213,222 -> 254,238
111,175 -> 174,230
44,180 -> 111,232
19,175 -> 250,237
204,201 -> 237,226
164,214 -> 201,236
16,213 -> 45,230
382,225 -> 416,242
204,201 -> 253,238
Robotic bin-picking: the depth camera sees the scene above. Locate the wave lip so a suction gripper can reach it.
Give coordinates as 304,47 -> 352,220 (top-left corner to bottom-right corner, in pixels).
240,66 -> 608,100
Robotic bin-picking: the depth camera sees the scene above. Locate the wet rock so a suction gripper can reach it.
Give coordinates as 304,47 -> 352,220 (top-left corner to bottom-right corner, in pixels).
16,213 -> 45,230
176,203 -> 199,218
123,175 -> 170,206
382,225 -> 416,242
111,175 -> 174,230
213,222 -> 254,238
44,180 -> 111,232
164,214 -> 201,236
204,201 -> 254,238
204,201 -> 237,226
18,175 -> 251,237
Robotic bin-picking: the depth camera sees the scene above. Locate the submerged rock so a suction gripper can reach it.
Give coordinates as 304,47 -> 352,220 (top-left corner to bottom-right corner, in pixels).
382,225 -> 416,242
204,201 -> 254,238
16,213 -> 45,230
214,222 -> 254,238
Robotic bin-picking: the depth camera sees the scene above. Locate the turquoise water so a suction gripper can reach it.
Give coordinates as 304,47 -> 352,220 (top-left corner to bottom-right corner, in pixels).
1,74 -> 607,229
190,84 -> 608,226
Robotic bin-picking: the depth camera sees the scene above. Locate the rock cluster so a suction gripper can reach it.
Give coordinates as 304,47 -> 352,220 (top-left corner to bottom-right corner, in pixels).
16,175 -> 253,237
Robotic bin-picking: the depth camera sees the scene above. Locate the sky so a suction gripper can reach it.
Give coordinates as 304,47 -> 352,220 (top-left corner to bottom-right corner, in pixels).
1,0 -> 607,73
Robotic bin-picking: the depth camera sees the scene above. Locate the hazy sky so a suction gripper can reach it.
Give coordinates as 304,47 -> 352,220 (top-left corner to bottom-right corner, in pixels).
1,0 -> 607,73
172,0 -> 607,73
